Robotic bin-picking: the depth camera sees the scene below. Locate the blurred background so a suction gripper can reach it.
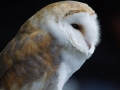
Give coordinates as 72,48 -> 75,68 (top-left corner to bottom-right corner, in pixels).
0,0 -> 120,90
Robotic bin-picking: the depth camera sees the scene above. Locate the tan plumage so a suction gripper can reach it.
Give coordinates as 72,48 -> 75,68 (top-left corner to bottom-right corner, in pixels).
0,20 -> 61,89
0,1 -> 100,90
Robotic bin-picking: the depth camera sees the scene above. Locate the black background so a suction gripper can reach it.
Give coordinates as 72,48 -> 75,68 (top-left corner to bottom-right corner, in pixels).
0,0 -> 120,89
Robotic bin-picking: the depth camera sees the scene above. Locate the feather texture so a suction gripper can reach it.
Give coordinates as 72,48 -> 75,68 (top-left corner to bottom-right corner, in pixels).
0,21 -> 62,90
0,1 -> 100,90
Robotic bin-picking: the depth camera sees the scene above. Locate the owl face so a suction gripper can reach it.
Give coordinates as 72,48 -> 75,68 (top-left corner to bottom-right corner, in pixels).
31,1 -> 100,55
61,12 -> 100,55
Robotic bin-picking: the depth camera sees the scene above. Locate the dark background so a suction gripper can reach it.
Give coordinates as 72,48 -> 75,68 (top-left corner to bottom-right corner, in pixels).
0,0 -> 120,90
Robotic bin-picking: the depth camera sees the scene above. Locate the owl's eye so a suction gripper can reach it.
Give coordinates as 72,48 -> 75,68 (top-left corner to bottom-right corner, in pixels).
71,24 -> 79,30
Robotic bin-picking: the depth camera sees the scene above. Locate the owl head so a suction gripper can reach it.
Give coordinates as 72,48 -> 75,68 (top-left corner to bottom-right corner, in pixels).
29,1 -> 100,56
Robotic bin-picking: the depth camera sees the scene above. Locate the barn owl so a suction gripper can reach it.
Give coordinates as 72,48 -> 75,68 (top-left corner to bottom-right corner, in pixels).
0,1 -> 100,90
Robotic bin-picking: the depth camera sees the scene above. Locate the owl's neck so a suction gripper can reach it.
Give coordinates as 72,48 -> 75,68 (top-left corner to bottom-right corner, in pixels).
56,47 -> 88,90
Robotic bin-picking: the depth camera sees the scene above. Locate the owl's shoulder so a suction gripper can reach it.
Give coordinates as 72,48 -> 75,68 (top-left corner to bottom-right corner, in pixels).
0,20 -> 62,89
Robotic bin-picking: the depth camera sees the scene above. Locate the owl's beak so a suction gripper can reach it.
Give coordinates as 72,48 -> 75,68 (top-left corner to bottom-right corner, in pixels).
85,40 -> 95,55
85,40 -> 91,50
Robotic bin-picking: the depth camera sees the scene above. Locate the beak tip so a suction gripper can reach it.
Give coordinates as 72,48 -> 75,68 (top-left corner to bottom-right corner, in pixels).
85,40 -> 92,50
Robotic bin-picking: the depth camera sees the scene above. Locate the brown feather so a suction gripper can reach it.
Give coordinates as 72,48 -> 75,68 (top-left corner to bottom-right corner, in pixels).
0,20 -> 61,90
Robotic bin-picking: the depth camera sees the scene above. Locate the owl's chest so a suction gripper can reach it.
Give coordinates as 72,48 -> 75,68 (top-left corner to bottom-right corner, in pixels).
56,48 -> 88,90
60,48 -> 87,74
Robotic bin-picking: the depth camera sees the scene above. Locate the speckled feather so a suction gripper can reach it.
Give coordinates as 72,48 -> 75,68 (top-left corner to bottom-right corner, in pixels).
0,21 -> 61,90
